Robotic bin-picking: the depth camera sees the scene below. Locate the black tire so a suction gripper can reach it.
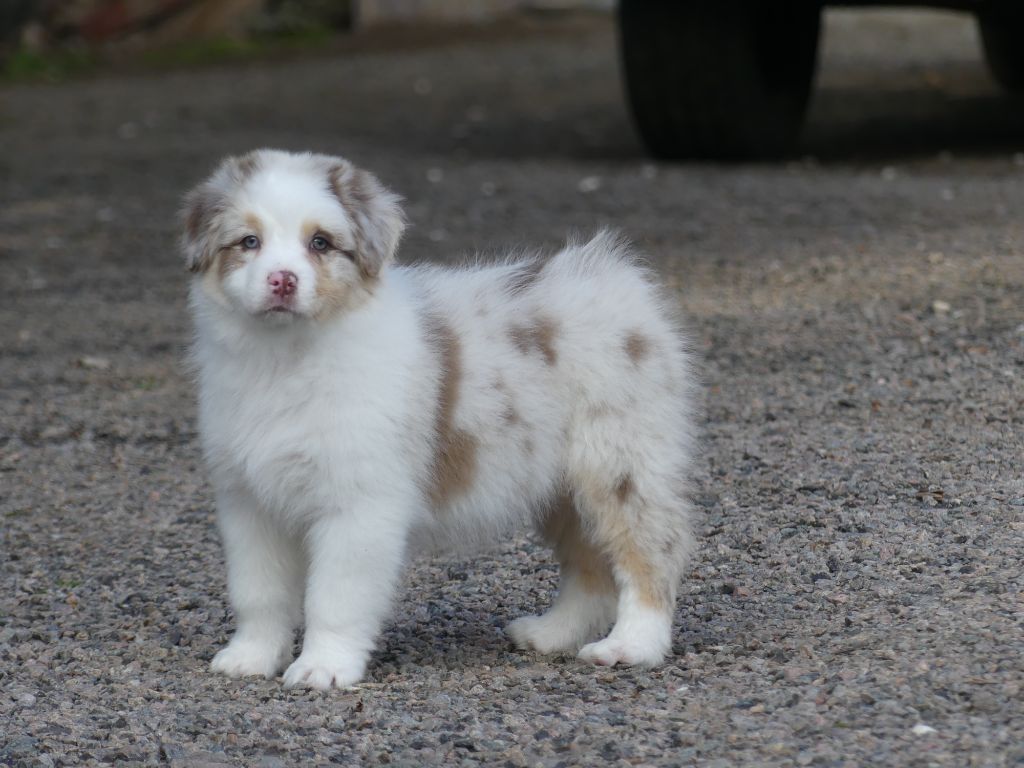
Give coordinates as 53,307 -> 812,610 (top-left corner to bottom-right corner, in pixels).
978,8 -> 1024,92
618,1 -> 821,160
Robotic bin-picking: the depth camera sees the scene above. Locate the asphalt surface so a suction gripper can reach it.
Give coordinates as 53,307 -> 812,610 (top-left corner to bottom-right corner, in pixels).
2,9 -> 1023,767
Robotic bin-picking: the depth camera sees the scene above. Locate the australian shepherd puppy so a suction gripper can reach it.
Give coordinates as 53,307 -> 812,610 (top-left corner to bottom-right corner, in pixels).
183,149 -> 698,689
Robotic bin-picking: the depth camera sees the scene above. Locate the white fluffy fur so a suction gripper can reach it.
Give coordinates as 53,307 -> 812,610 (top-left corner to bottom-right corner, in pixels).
185,150 -> 698,690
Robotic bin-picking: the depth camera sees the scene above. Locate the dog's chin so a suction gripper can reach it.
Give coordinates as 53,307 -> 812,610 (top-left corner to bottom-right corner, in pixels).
256,304 -> 305,324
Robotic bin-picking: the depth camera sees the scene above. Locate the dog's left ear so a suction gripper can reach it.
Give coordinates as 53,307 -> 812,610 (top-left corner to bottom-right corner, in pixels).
328,162 -> 406,278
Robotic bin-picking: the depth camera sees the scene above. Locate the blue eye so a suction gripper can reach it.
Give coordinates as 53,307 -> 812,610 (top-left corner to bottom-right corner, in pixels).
241,235 -> 260,250
310,235 -> 329,252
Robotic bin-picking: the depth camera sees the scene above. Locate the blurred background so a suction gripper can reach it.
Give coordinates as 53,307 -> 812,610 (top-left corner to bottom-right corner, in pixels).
3,0 -> 1024,161
2,3 -> 1023,766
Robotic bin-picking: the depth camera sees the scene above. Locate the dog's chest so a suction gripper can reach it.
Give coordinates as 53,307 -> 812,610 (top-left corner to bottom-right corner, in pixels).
203,362 -> 360,516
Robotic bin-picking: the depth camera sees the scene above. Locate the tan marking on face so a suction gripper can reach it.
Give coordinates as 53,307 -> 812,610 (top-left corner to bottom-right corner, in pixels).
243,213 -> 263,237
624,331 -> 651,365
207,213 -> 260,283
299,219 -> 348,251
301,220 -> 319,244
508,317 -> 558,366
614,473 -> 635,504
505,259 -> 546,296
311,257 -> 377,320
298,220 -> 377,319
424,313 -> 478,506
211,213 -> 260,283
541,495 -> 616,595
216,248 -> 247,282
312,260 -> 349,317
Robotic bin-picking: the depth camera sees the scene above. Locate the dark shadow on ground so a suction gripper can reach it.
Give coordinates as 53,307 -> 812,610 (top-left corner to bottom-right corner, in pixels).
802,88 -> 1024,162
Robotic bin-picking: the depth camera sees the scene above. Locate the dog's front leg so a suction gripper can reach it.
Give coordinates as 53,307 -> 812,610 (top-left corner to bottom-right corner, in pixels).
282,499 -> 410,690
210,486 -> 304,679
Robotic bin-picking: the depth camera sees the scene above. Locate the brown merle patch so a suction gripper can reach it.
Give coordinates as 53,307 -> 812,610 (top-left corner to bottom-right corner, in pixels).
614,474 -> 636,504
502,404 -> 522,426
423,313 -> 478,506
509,317 -> 558,366
624,331 -> 651,365
541,495 -> 616,596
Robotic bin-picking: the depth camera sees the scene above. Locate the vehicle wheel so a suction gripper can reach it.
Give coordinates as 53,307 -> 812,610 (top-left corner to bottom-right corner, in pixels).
978,8 -> 1024,92
618,1 -> 821,160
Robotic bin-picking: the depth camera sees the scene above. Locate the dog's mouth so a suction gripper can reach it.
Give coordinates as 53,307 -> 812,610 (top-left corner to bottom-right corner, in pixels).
259,304 -> 301,321
262,296 -> 298,316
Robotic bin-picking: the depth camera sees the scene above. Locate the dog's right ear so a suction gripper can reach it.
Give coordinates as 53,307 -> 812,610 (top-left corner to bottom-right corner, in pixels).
180,182 -> 224,273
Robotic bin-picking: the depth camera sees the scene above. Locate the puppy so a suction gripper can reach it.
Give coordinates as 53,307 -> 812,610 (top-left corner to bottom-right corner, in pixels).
183,150 -> 698,689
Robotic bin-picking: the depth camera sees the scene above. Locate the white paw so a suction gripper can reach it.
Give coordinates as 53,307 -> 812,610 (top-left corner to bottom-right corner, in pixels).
578,635 -> 668,667
210,637 -> 291,679
282,649 -> 367,690
507,614 -> 583,655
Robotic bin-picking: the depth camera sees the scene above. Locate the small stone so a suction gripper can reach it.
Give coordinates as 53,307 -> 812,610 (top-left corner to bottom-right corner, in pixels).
783,666 -> 808,682
911,723 -> 937,736
78,355 -> 111,370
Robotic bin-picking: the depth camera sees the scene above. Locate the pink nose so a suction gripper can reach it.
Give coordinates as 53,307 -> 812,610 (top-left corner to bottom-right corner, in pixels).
267,270 -> 298,297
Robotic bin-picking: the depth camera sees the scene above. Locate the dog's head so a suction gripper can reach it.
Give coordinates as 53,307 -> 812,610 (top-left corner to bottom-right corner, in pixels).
182,150 -> 405,322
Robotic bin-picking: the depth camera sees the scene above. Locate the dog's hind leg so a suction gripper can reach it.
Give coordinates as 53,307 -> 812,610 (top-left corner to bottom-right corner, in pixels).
566,410 -> 694,667
506,494 -> 618,655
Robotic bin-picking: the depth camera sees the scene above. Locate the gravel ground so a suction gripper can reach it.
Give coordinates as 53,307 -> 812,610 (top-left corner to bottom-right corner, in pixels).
2,9 -> 1023,767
